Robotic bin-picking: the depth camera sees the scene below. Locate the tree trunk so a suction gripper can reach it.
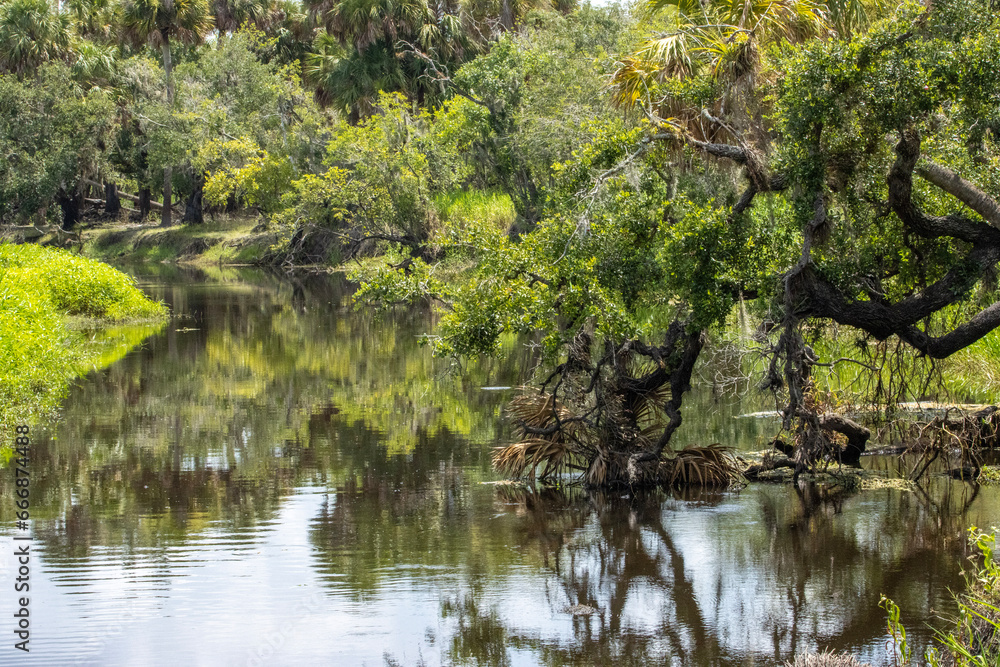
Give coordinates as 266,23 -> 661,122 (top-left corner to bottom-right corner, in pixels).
104,181 -> 121,217
139,186 -> 151,219
819,413 -> 870,466
500,0 -> 514,30
160,34 -> 174,227
56,187 -> 81,230
183,171 -> 205,224
162,166 -> 173,226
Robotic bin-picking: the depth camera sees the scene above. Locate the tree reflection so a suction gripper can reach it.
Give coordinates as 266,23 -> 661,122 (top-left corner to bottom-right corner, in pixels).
436,480 -> 992,666
0,267 -> 529,560
1,267 -> 996,667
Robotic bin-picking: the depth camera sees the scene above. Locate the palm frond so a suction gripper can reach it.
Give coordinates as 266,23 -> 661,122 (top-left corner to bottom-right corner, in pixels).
645,0 -> 707,21
492,437 -> 574,481
664,444 -> 742,487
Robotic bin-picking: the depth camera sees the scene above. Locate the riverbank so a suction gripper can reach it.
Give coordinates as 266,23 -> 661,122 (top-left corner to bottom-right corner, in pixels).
75,215 -> 277,266
0,243 -> 167,457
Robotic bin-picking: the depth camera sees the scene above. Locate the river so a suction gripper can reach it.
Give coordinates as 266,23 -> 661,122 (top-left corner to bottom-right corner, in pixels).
0,267 -> 997,666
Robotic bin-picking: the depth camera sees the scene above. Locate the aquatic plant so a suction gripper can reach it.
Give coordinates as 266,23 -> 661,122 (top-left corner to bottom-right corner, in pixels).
882,528 -> 1000,666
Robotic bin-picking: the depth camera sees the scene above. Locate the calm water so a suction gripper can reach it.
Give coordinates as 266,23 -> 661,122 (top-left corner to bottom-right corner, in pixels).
1,267 -> 997,666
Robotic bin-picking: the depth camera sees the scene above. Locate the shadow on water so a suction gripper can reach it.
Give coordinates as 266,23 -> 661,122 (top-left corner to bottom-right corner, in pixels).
0,267 -> 996,665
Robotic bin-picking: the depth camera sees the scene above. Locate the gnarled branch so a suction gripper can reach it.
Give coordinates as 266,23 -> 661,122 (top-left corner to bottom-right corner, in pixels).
916,161 -> 1000,229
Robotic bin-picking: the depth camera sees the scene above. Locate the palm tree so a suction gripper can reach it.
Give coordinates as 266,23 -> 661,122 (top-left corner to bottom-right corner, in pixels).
305,0 -> 483,121
305,33 -> 406,122
266,0 -> 315,65
0,0 -> 72,77
117,0 -> 213,225
309,0 -> 429,49
611,0 -> 888,132
211,0 -> 277,33
66,0 -> 115,41
463,0 -> 543,35
71,41 -> 121,89
610,0 -> 831,134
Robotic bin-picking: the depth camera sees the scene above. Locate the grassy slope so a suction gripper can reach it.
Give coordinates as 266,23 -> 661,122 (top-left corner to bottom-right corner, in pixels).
80,215 -> 277,266
79,190 -> 518,267
0,244 -> 168,457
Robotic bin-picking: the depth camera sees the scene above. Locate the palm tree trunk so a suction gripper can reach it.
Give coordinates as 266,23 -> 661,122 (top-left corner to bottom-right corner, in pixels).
161,33 -> 173,227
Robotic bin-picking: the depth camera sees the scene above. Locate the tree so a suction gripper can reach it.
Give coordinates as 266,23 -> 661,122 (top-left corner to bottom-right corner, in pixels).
211,0 -> 277,33
419,7 -> 633,230
175,29 -> 325,221
304,0 -> 481,121
608,0 -> 884,148
0,64 -> 115,227
357,0 -> 1000,486
268,92 -> 439,263
0,0 -> 72,77
66,0 -> 116,41
117,0 -> 213,226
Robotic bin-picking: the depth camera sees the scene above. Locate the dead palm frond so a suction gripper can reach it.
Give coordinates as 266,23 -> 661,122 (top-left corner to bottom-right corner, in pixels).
492,437 -> 573,481
663,443 -> 742,487
507,392 -> 578,437
622,362 -> 671,428
585,453 -> 607,486
495,392 -> 586,481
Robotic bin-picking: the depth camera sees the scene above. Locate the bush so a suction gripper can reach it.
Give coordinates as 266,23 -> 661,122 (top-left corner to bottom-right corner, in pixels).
0,244 -> 167,457
0,244 -> 167,321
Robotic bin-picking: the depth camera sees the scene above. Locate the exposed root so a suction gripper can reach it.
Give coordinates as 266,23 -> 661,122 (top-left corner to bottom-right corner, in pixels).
493,320 -> 717,488
890,405 -> 1000,481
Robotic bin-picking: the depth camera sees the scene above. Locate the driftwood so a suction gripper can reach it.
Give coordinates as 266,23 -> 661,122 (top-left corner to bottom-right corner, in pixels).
819,413 -> 871,465
744,455 -> 796,480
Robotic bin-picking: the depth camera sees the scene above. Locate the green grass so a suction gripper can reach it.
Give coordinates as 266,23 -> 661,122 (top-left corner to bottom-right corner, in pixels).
434,190 -> 516,234
0,244 -> 167,458
948,329 -> 1000,403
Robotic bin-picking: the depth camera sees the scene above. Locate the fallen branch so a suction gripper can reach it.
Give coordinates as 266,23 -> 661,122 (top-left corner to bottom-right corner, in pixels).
82,179 -> 170,210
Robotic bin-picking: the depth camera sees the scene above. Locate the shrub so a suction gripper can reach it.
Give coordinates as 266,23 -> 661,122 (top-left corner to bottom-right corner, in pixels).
0,243 -> 167,457
0,244 -> 167,321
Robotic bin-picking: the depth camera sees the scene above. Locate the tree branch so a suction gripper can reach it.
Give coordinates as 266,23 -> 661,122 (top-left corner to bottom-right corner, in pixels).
916,161 -> 1000,229
889,129 -> 1000,244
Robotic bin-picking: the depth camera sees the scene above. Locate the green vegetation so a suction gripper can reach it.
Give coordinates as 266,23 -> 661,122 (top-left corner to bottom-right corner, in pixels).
0,243 -> 166,456
82,215 -> 274,264
884,528 -> 1000,666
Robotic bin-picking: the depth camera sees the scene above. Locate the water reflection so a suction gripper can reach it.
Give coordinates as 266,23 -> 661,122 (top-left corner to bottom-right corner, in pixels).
429,480 -> 990,666
0,267 -> 995,666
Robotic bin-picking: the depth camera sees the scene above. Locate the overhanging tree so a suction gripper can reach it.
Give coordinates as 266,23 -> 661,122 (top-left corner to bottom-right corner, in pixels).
357,0 -> 1000,486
